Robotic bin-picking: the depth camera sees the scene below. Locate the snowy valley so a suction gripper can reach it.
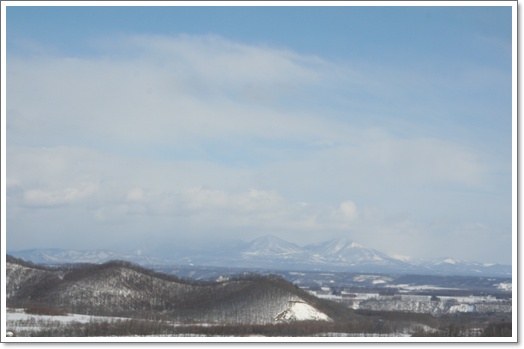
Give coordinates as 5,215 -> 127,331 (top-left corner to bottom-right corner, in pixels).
4,254 -> 512,338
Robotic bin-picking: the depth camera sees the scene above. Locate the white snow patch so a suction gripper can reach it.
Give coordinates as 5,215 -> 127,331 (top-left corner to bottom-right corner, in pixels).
352,293 -> 380,300
496,282 -> 512,291
372,279 -> 386,284
275,301 -> 332,322
449,304 -> 476,313
353,275 -> 392,284
6,308 -> 130,324
386,284 -> 460,291
389,254 -> 412,262
438,258 -> 461,265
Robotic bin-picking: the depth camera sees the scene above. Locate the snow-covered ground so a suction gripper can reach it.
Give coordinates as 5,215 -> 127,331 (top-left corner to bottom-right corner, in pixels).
6,308 -> 129,324
307,289 -> 511,315
7,300 -> 334,337
385,284 -> 460,291
307,290 -> 380,301
6,308 -> 217,337
449,304 -> 476,313
352,275 -> 393,284
6,308 -> 137,337
496,282 -> 512,291
275,300 -> 332,322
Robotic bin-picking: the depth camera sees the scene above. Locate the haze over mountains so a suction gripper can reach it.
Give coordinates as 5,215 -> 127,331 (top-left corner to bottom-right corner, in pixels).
8,235 -> 511,277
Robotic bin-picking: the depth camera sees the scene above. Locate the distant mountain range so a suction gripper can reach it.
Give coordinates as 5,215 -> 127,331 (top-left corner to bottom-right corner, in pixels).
7,235 -> 511,277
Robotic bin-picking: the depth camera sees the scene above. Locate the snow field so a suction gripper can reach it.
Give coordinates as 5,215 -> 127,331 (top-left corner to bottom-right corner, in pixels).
275,300 -> 332,322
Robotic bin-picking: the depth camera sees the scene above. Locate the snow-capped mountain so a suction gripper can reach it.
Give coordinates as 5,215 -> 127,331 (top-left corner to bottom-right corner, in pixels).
240,235 -> 304,257
7,235 -> 512,277
304,238 -> 413,270
8,248 -> 172,266
414,257 -> 512,277
228,236 -> 413,271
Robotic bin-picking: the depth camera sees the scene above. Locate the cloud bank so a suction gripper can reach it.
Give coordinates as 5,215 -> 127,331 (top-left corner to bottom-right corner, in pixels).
6,33 -> 511,263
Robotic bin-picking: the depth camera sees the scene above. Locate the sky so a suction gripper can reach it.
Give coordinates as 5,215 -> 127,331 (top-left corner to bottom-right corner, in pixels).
3,2 -> 515,264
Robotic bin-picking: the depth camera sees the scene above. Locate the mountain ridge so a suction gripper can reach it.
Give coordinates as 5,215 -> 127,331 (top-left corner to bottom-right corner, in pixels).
7,235 -> 511,277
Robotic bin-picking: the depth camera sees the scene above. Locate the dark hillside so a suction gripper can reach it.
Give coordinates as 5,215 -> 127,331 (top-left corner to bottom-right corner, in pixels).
6,257 -> 337,325
6,256 -> 62,307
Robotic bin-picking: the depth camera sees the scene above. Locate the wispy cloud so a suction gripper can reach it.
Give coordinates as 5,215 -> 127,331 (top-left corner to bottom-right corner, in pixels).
6,33 -> 511,263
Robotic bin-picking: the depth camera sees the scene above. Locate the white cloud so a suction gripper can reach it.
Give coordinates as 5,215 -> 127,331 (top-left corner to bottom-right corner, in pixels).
5,33 -> 510,263
125,34 -> 327,86
7,34 -> 336,151
6,34 -> 493,189
339,200 -> 358,221
22,182 -> 97,208
126,188 -> 146,203
180,187 -> 232,211
356,134 -> 486,186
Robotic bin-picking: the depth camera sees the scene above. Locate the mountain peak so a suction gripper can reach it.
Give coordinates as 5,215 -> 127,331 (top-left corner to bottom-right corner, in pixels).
242,235 -> 302,256
8,236 -> 511,277
306,237 -> 361,254
253,234 -> 287,243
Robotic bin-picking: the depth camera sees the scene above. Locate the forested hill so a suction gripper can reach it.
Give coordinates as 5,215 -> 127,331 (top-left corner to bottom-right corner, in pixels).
6,256 -> 340,325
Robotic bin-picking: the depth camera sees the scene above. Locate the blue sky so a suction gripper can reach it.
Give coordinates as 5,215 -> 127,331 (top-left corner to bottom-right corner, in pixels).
4,3 -> 514,264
